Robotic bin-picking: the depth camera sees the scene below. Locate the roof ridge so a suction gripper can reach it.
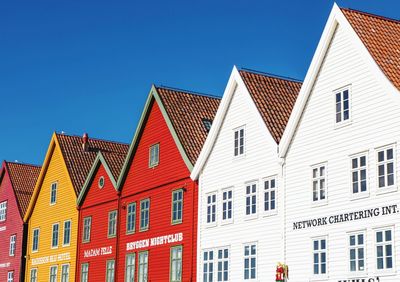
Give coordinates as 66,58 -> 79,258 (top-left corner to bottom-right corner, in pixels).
239,67 -> 303,83
55,132 -> 129,146
156,85 -> 221,99
4,161 -> 41,168
340,7 -> 400,24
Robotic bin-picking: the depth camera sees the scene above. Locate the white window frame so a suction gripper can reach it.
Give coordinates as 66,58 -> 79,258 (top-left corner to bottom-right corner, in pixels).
202,249 -> 214,282
233,125 -> 245,157
334,85 -> 351,126
138,251 -> 148,282
312,236 -> 328,278
311,163 -> 328,205
82,216 -> 91,243
51,223 -> 59,249
221,188 -> 233,224
49,265 -> 58,282
61,264 -> 70,282
108,210 -> 117,238
206,192 -> 217,226
376,145 -> 397,193
170,245 -> 183,282
245,182 -> 257,218
63,220 -> 71,247
149,143 -> 160,168
7,271 -> 13,282
347,230 -> 366,274
50,182 -> 58,205
30,268 -> 38,282
217,247 -> 230,282
125,253 -> 135,282
0,201 -> 7,221
375,226 -> 395,272
263,176 -> 278,215
126,202 -> 136,234
9,234 -> 16,256
171,189 -> 184,225
80,263 -> 89,282
32,228 -> 40,252
243,242 -> 257,280
349,153 -> 369,199
106,259 -> 115,282
140,199 -> 150,232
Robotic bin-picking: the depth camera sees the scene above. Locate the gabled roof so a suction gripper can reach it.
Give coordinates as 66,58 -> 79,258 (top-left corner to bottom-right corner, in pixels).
239,69 -> 302,143
341,8 -> 400,91
279,4 -> 400,158
191,66 -> 302,180
1,161 -> 41,217
117,85 -> 220,188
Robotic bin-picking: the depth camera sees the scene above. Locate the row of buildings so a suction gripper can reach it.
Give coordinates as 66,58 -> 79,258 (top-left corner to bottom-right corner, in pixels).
1,4 -> 399,282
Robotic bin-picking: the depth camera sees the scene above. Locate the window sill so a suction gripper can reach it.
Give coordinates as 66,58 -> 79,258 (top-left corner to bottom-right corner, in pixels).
376,186 -> 397,195
263,210 -> 278,217
244,214 -> 258,221
171,221 -> 183,226
220,219 -> 233,226
62,244 -> 70,248
205,223 -> 217,228
139,228 -> 149,233
349,192 -> 370,201
334,120 -> 352,130
51,246 -> 59,250
311,201 -> 328,208
126,230 -> 136,235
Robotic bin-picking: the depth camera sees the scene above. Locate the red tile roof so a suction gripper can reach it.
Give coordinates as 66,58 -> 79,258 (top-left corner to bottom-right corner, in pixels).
56,133 -> 129,194
156,86 -> 221,165
341,8 -> 400,91
5,162 -> 41,217
239,69 -> 302,143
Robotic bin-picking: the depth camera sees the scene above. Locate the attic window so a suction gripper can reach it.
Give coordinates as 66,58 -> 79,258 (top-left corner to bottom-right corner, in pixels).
149,143 -> 160,168
98,176 -> 105,189
202,119 -> 213,133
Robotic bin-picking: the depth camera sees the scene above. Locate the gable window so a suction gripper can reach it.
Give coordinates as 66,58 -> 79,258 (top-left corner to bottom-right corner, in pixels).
203,250 -> 214,282
376,228 -> 394,270
351,154 -> 367,195
217,248 -> 229,281
313,237 -> 327,276
170,245 -> 183,282
32,228 -> 40,252
30,268 -> 38,282
245,183 -> 257,216
63,220 -> 71,246
244,243 -> 257,280
138,251 -> 148,282
206,193 -> 217,224
61,264 -> 70,282
264,177 -> 277,212
335,87 -> 350,124
49,266 -> 58,282
234,126 -> 245,157
50,182 -> 57,205
83,217 -> 91,243
80,263 -> 89,282
222,189 -> 233,222
125,253 -> 135,282
7,271 -> 13,282
106,260 -> 115,282
9,234 -> 16,256
149,143 -> 160,168
126,202 -> 136,234
51,223 -> 59,248
312,164 -> 327,202
172,189 -> 183,224
108,210 -> 117,237
140,199 -> 150,231
349,232 -> 365,272
0,201 -> 7,221
377,146 -> 395,189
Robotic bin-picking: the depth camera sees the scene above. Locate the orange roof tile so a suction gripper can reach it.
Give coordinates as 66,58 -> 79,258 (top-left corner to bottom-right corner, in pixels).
156,86 -> 221,165
5,162 -> 41,217
341,8 -> 400,91
239,69 -> 302,143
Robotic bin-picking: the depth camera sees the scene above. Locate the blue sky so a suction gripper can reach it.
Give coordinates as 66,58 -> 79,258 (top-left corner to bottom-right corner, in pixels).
1,0 -> 399,165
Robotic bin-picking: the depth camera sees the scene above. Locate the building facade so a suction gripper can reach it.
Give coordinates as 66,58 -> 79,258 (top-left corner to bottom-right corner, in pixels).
191,67 -> 301,281
117,85 -> 220,282
0,161 -> 40,282
279,4 -> 400,282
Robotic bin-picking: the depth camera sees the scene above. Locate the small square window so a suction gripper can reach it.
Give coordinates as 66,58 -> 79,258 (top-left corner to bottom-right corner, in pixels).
149,144 -> 160,168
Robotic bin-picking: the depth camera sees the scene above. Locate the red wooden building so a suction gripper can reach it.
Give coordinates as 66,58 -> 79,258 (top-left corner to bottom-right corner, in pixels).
116,85 -> 220,282
0,161 -> 41,282
75,145 -> 129,282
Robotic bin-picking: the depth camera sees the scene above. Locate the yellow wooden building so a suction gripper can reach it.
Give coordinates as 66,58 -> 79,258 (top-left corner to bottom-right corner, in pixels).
24,133 -> 128,282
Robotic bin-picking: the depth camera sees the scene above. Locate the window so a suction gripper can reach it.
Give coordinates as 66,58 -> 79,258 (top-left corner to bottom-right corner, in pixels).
49,266 -> 57,282
63,220 -> 71,246
0,201 -> 7,221
106,260 -> 115,282
351,155 -> 367,195
98,176 -> 105,188
108,210 -> 117,237
32,228 -> 39,252
222,189 -> 233,222
313,238 -> 327,275
206,193 -> 217,224
149,143 -> 159,167
349,232 -> 365,272
83,217 -> 91,242
172,189 -> 183,224
244,243 -> 257,280
140,199 -> 150,231
9,234 -> 16,256
170,246 -> 182,282
125,254 -> 135,282
377,147 -> 395,189
217,248 -> 229,281
245,183 -> 257,216
50,182 -> 57,204
376,228 -> 394,270
126,203 -> 136,234
51,223 -> 59,248
203,250 -> 214,282
312,164 -> 326,202
80,263 -> 89,282
61,264 -> 70,282
202,118 -> 213,133
30,268 -> 38,282
138,251 -> 148,282
234,127 -> 245,157
7,271 -> 13,282
264,177 -> 277,212
335,87 -> 350,123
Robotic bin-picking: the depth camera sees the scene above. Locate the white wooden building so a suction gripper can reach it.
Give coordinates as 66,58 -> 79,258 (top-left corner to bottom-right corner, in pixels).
279,4 -> 400,282
191,66 -> 301,281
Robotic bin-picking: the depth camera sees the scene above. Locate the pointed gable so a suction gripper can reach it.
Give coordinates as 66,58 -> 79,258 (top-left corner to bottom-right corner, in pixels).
239,69 -> 302,143
341,8 -> 400,91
